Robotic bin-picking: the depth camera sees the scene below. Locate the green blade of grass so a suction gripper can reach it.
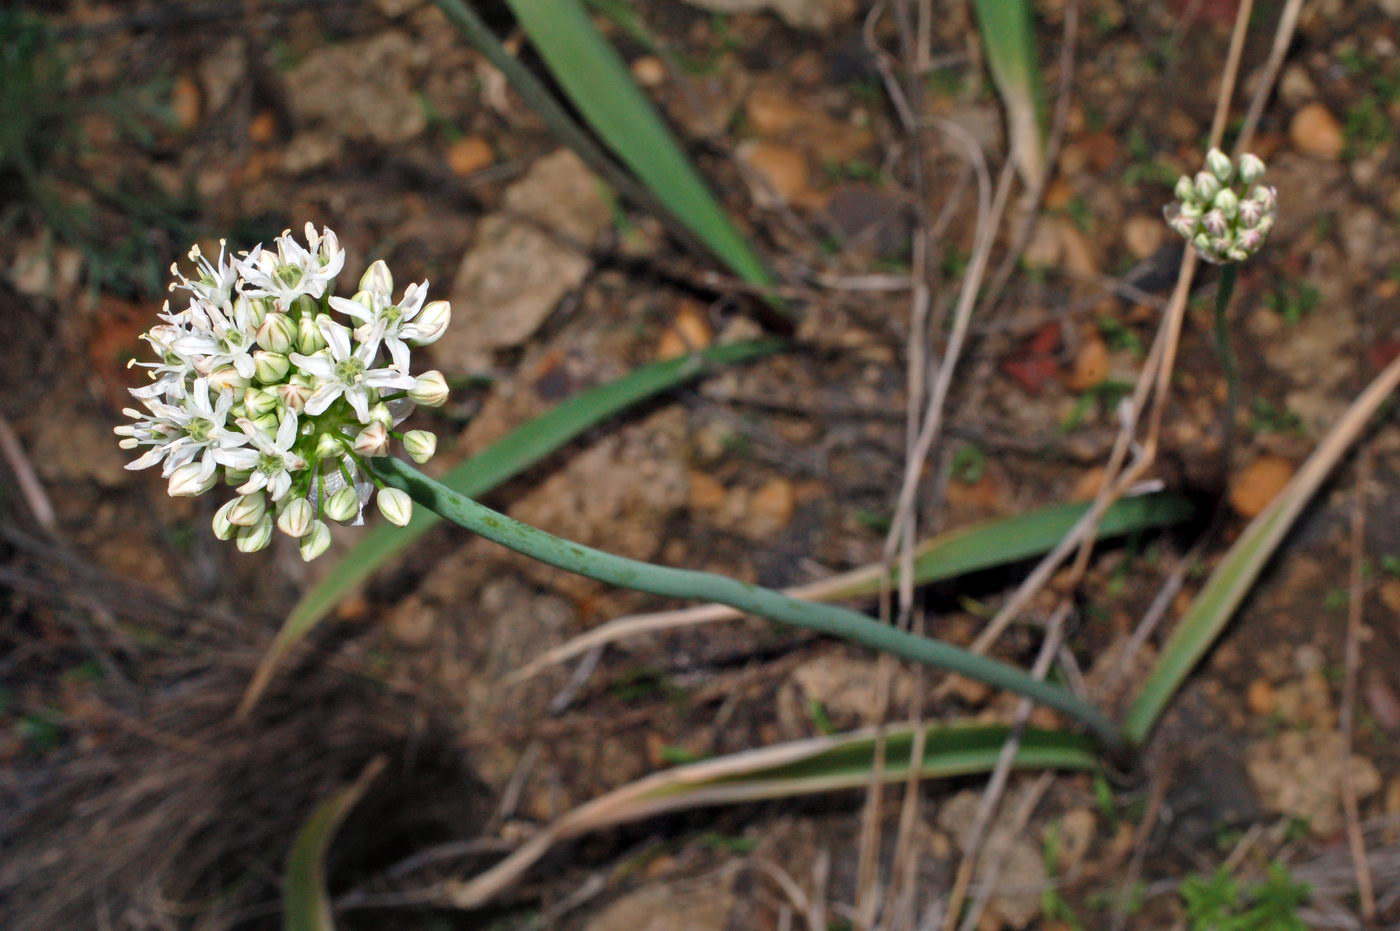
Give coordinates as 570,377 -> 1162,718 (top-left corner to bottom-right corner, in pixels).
502,0 -> 778,293
447,723 -> 1096,908
284,757 -> 385,931
512,492 -> 1193,679
971,0 -> 1046,187
1125,351 -> 1400,743
237,340 -> 782,717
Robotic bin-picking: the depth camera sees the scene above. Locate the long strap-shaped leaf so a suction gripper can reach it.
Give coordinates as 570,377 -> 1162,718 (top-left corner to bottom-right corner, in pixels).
238,341 -> 781,717
502,0 -> 778,294
1125,349 -> 1400,742
971,0 -> 1046,188
284,757 -> 385,931
439,723 -> 1096,908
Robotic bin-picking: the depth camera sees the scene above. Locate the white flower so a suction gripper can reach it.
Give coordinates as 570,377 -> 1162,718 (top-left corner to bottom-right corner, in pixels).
330,279 -> 434,373
119,378 -> 250,480
237,227 -> 345,306
169,240 -> 239,307
127,319 -> 199,402
290,317 -> 415,422
173,296 -> 261,380
224,414 -> 306,501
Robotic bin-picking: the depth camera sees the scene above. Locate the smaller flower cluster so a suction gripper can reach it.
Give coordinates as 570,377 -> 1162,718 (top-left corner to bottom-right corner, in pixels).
116,225 -> 450,560
1164,148 -> 1277,264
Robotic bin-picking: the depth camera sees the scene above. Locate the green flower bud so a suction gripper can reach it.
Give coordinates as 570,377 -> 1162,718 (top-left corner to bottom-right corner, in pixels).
314,432 -> 346,459
1194,171 -> 1221,202
1237,152 -> 1266,185
409,300 -> 451,346
253,350 -> 290,384
408,370 -> 449,407
207,366 -> 249,393
297,313 -> 328,354
235,294 -> 267,328
324,485 -> 360,523
168,462 -> 217,497
352,422 -> 389,456
359,259 -> 393,295
243,386 -> 280,417
227,491 -> 266,527
299,519 -> 332,561
291,294 -> 319,318
367,402 -> 394,427
376,487 -> 412,527
1206,147 -> 1233,183
277,497 -> 314,537
235,514 -> 274,553
402,429 -> 437,464
212,498 -> 238,540
1174,175 -> 1197,203
1212,187 -> 1239,219
256,312 -> 297,353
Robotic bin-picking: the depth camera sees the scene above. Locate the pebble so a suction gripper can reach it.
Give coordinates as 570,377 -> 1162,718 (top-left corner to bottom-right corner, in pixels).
1228,455 -> 1295,519
447,136 -> 495,176
688,470 -> 726,511
750,476 -> 796,530
738,141 -> 815,207
1066,333 -> 1110,391
171,75 -> 201,131
630,55 -> 666,87
744,85 -> 805,137
1247,678 -> 1277,716
248,110 -> 278,145
1122,214 -> 1164,260
1289,102 -> 1344,160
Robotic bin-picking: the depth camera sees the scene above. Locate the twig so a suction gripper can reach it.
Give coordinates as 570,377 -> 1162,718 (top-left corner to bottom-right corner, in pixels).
943,604 -> 1071,931
1341,449 -> 1377,920
0,413 -> 57,534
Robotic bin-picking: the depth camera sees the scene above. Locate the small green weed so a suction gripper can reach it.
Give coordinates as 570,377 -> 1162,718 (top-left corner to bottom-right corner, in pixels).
1249,398 -> 1305,436
1265,280 -> 1321,325
1179,862 -> 1309,931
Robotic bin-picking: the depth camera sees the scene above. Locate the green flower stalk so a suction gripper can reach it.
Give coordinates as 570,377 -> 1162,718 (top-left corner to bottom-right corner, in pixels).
1165,149 -> 1276,264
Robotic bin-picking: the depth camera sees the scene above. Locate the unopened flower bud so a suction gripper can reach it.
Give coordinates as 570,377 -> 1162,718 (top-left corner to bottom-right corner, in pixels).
1201,209 -> 1228,238
324,485 -> 360,523
291,294 -> 319,317
225,467 -> 252,486
250,411 -> 280,435
1236,228 -> 1263,252
207,366 -> 249,392
408,370 -> 449,407
377,487 -> 412,526
359,259 -> 392,295
353,422 -> 389,456
1206,147 -> 1233,183
1174,175 -> 1196,203
235,294 -> 267,329
299,520 -> 331,561
410,300 -> 451,345
235,514 -> 274,553
297,314 -> 328,354
169,462 -> 217,497
347,289 -> 377,312
1237,152 -> 1266,185
367,402 -> 393,427
1194,171 -> 1221,202
1178,200 -> 1203,220
257,312 -> 297,353
253,350 -> 290,384
277,497 -> 314,537
1237,199 -> 1263,228
1251,184 -> 1277,212
403,429 -> 437,464
1213,187 -> 1239,219
212,498 -> 238,540
315,432 -> 346,459
244,386 -> 279,416
278,381 -> 312,413
228,491 -> 266,526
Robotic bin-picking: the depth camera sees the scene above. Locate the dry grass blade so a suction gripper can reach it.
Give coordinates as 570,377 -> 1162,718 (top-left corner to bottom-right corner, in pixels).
1125,349 -> 1400,742
970,0 -> 1045,188
437,724 -> 1096,909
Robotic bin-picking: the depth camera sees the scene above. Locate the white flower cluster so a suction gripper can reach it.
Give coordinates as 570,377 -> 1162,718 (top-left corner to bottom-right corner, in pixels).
1164,148 -> 1277,265
115,225 -> 450,560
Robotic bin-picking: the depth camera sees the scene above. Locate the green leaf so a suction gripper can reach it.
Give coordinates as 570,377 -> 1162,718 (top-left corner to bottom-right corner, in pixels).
283,757 -> 385,931
971,0 -> 1047,187
503,0 -> 778,293
238,340 -> 781,717
447,722 -> 1096,908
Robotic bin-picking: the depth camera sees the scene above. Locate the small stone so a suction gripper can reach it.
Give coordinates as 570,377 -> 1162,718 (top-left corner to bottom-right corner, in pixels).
249,110 -> 278,145
688,470 -> 726,511
1247,678 -> 1276,716
1289,103 -> 1344,160
738,141 -> 814,207
1065,333 -> 1110,391
387,595 -> 436,647
447,136 -> 494,176
673,299 -> 714,350
1278,64 -> 1316,107
630,55 -> 666,87
1228,455 -> 1295,519
1122,214 -> 1164,260
750,476 -> 796,530
171,75 -> 201,130
744,85 -> 805,136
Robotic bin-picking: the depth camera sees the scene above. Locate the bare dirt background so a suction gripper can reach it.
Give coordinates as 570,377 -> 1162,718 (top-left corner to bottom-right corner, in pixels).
2,0 -> 1400,928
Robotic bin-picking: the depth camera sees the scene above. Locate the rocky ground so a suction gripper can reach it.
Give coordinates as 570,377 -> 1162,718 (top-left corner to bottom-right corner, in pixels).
2,0 -> 1399,928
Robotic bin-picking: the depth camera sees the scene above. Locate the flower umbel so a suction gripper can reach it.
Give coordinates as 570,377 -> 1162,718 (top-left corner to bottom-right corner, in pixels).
1164,148 -> 1277,264
116,225 -> 448,559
